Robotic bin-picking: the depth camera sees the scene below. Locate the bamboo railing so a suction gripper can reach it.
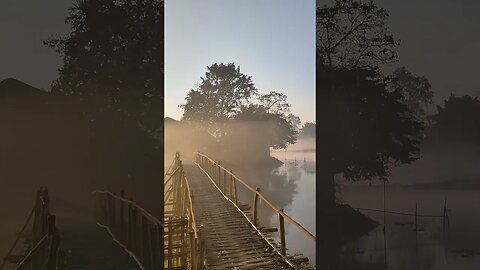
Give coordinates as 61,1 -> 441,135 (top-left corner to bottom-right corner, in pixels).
194,152 -> 316,257
1,187 -> 66,270
92,188 -> 163,270
164,152 -> 205,270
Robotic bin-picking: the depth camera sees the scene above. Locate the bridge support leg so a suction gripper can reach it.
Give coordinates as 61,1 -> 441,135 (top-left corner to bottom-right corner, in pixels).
279,209 -> 286,256
253,187 -> 260,226
232,171 -> 238,205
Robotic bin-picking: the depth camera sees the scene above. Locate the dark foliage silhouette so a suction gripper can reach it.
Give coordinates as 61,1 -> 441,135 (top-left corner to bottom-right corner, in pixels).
45,0 -> 164,131
429,94 -> 480,145
317,65 -> 424,208
317,0 -> 426,210
317,0 -> 399,69
180,63 -> 298,164
43,0 -> 164,216
180,63 -> 257,135
387,67 -> 433,120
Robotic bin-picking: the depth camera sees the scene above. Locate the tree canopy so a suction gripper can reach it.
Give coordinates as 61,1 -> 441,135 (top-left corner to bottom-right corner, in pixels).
387,67 -> 433,120
317,0 -> 426,208
317,0 -> 399,69
44,0 -> 164,215
317,67 -> 423,181
45,0 -> 164,131
180,63 -> 298,158
429,94 -> 480,145
180,63 -> 257,132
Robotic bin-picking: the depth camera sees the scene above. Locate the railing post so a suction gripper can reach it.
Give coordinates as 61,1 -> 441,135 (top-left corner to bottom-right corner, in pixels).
111,192 -> 116,227
127,203 -> 133,249
223,169 -> 226,194
181,219 -> 187,267
47,215 -> 58,270
156,224 -> 163,270
56,250 -> 66,270
120,189 -> 125,229
229,171 -> 234,199
141,216 -> 149,267
132,207 -> 139,254
217,161 -> 221,185
232,171 -> 238,205
190,230 -> 196,270
198,226 -> 205,270
168,217 -> 173,270
278,209 -> 286,256
150,225 -> 158,270
253,187 -> 260,226
415,203 -> 418,232
182,172 -> 188,217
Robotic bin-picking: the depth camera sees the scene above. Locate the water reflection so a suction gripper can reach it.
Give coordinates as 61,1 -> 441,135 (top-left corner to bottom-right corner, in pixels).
338,185 -> 480,270
221,150 -> 316,265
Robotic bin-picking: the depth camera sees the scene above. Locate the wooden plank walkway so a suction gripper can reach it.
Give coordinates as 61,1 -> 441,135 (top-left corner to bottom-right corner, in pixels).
53,199 -> 140,270
183,162 -> 292,270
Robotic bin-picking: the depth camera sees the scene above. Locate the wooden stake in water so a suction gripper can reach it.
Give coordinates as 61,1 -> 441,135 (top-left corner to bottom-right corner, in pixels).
383,180 -> 386,233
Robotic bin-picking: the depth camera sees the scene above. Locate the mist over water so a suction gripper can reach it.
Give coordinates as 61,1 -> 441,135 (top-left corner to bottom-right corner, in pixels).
165,119 -> 317,265
336,142 -> 480,269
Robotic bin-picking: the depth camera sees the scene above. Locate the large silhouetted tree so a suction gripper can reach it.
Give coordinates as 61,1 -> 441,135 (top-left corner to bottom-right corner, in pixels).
317,0 -> 399,69
317,0 -> 425,210
181,63 -> 298,162
44,0 -> 164,216
45,0 -> 164,131
180,63 -> 257,136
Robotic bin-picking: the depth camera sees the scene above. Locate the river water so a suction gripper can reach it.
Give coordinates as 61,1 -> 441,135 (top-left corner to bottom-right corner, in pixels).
270,150 -> 316,265
222,149 -> 316,266
338,183 -> 480,270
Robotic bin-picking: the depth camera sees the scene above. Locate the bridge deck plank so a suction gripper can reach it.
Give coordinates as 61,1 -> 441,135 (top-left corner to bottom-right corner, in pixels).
184,162 -> 292,269
53,202 -> 140,270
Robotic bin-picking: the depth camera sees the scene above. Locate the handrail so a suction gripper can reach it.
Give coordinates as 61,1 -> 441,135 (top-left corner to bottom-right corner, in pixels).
194,152 -> 316,241
194,162 -> 297,269
1,187 -> 65,270
164,152 -> 204,270
92,187 -> 163,270
0,204 -> 35,270
184,174 -> 198,239
15,234 -> 48,269
91,190 -> 163,227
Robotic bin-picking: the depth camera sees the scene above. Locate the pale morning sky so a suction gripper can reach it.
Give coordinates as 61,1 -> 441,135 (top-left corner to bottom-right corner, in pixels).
165,0 -> 316,124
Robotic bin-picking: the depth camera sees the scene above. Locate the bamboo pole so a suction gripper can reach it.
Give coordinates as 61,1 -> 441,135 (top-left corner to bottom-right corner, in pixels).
168,217 -> 173,270
141,216 -> 148,265
195,153 -> 315,240
190,230 -> 196,270
56,250 -> 66,270
127,203 -> 133,249
229,171 -> 234,199
415,203 -> 418,232
278,209 -> 286,256
120,190 -> 125,228
223,170 -> 226,194
181,219 -> 187,267
217,161 -> 221,185
253,187 -> 260,226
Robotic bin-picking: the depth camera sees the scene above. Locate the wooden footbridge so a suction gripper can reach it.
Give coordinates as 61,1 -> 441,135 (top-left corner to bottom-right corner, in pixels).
164,152 -> 316,269
2,152 -> 315,270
